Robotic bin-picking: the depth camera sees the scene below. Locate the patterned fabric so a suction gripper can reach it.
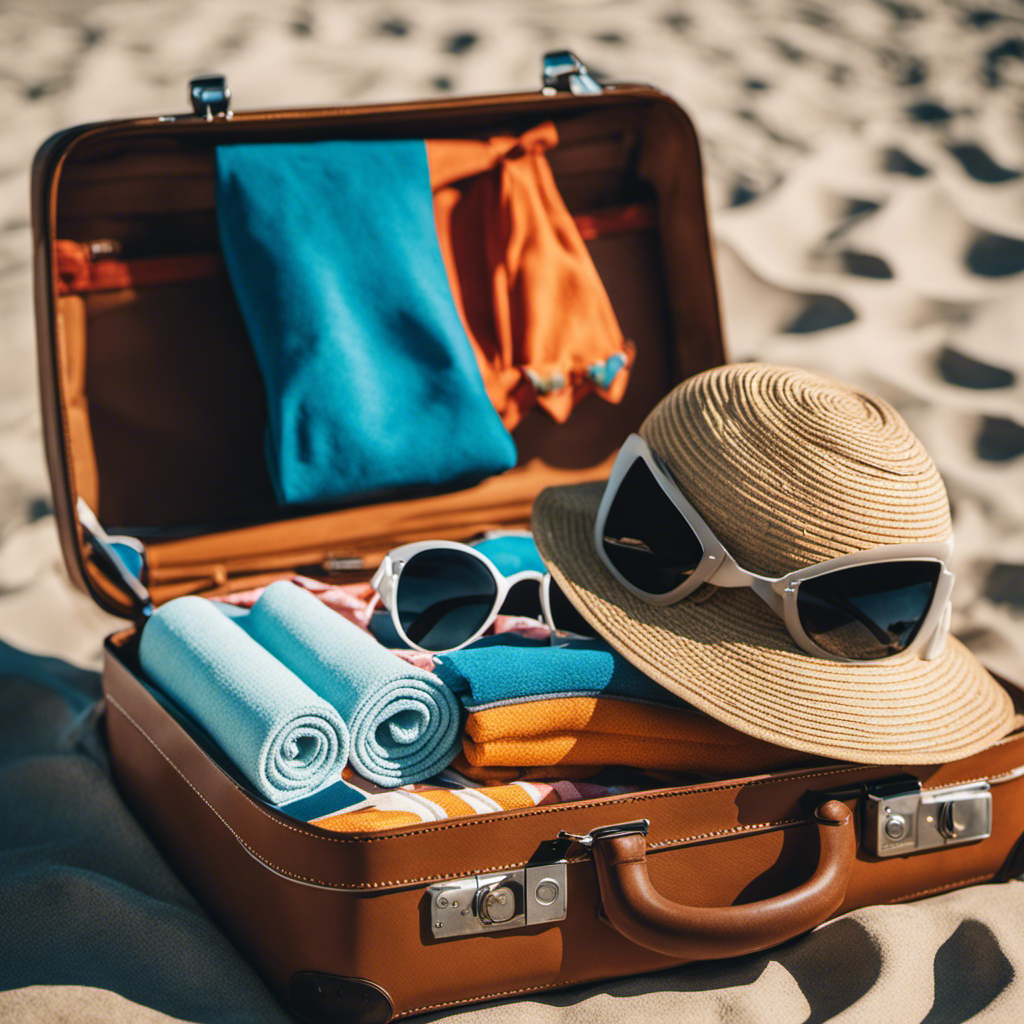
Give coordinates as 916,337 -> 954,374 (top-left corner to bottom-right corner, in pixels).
216,575 -> 551,670
307,769 -> 646,833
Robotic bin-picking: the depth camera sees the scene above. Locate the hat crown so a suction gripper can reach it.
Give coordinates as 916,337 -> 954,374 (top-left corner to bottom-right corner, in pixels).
639,363 -> 951,576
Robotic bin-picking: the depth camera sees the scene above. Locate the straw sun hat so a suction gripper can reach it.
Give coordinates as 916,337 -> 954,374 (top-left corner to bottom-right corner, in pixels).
532,363 -> 1016,765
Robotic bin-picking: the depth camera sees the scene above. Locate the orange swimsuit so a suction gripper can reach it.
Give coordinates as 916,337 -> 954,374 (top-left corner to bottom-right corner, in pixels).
428,122 -> 633,430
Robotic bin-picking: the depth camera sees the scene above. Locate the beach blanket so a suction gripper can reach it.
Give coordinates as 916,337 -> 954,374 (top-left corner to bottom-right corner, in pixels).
3,641 -> 1024,1024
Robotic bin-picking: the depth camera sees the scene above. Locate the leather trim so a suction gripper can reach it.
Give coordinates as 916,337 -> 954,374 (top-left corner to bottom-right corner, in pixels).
104,691 -> 817,888
394,980 -> 583,1020
591,801 -> 854,959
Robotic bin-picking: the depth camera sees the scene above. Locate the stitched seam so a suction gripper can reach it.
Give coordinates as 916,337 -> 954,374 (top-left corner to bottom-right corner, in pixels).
648,817 -> 805,847
108,690 -> 873,844
924,770 -> 1019,791
107,694 -> 599,887
107,695 -> 343,887
105,695 -> 814,889
890,873 -> 993,902
395,979 -> 580,1018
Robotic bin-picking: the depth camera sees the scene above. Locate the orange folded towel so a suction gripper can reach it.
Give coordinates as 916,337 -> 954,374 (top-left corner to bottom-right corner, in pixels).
461,696 -> 816,777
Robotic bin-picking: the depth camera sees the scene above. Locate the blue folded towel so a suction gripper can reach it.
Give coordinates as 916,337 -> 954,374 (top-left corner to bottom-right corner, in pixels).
434,633 -> 687,711
138,596 -> 350,805
244,582 -> 462,787
469,533 -> 547,577
215,138 -> 518,507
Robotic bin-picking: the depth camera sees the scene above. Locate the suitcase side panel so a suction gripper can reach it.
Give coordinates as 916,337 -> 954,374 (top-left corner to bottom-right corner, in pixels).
103,639 -> 1024,1019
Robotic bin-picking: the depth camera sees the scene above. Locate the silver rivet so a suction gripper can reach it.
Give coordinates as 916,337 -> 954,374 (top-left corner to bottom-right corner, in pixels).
884,814 -> 908,841
436,896 -> 448,908
535,879 -> 559,906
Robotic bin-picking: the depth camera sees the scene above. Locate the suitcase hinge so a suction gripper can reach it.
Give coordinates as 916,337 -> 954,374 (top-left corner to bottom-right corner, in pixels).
190,74 -> 232,120
863,777 -> 992,858
541,51 -> 603,95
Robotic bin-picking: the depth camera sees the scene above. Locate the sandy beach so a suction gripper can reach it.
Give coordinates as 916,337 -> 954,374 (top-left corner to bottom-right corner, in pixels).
1,0 -> 1021,680
1,2 -> 1023,1021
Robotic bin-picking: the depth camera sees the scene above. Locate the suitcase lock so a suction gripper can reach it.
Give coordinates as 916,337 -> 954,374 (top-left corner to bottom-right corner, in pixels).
428,861 -> 568,939
863,778 -> 992,857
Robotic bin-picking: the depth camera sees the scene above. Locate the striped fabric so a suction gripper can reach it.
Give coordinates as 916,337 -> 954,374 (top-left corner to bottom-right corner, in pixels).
306,770 -> 643,833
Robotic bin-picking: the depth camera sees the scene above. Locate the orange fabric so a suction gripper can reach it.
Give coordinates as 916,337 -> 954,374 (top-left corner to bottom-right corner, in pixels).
428,123 -> 633,430
316,808 -> 423,832
448,754 -> 606,784
573,202 -> 656,242
309,776 -> 640,833
55,240 -> 221,295
462,697 -> 815,776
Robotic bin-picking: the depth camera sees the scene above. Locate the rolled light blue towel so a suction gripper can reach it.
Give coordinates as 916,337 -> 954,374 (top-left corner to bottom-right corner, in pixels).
138,596 -> 350,805
246,582 -> 461,787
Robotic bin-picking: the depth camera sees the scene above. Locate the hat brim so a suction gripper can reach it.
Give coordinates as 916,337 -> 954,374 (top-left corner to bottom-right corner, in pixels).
533,481 -> 1017,765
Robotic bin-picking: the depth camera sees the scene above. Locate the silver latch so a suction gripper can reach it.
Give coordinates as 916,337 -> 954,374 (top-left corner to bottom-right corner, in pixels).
429,862 -> 567,939
189,75 -> 232,120
864,778 -> 992,858
541,51 -> 603,96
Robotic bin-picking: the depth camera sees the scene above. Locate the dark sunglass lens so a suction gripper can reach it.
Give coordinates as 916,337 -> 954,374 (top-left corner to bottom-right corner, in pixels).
796,560 -> 942,660
601,458 -> 704,594
547,578 -> 598,637
499,578 -> 544,618
396,550 -> 498,650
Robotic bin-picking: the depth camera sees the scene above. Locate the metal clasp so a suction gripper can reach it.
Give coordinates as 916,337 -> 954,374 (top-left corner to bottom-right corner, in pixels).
541,51 -> 603,96
863,777 -> 992,858
429,861 -> 567,939
557,819 -> 649,848
189,74 -> 232,120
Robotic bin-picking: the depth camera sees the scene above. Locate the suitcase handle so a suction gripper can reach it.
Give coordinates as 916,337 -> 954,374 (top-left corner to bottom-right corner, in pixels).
588,800 -> 854,959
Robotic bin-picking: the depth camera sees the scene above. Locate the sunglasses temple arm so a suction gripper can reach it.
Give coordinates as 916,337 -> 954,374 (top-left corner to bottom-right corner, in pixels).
540,575 -> 557,646
370,557 -> 391,602
922,600 -> 951,661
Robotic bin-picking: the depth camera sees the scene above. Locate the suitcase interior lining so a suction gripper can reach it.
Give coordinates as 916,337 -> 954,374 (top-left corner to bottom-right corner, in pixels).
49,98 -> 723,608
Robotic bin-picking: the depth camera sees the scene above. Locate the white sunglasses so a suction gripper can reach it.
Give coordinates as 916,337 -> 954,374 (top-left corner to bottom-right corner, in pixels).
370,540 -> 578,654
594,433 -> 954,663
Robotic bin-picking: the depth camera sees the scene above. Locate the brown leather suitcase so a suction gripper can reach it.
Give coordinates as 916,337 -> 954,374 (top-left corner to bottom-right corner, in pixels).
32,55 -> 1024,1024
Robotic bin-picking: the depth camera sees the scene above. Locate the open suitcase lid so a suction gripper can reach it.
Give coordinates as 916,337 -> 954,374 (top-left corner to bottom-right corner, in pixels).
31,53 -> 726,621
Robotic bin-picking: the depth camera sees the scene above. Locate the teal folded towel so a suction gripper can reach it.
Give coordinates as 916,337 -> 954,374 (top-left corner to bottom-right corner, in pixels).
469,533 -> 547,577
245,582 -> 461,787
215,138 -> 518,507
138,596 -> 350,805
434,633 -> 686,711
